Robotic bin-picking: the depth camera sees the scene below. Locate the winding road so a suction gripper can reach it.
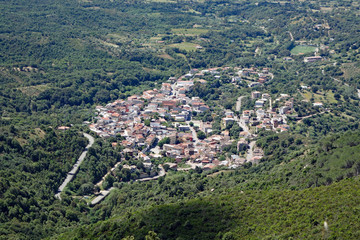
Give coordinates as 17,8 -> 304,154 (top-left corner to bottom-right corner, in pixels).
89,165 -> 166,206
55,133 -> 95,200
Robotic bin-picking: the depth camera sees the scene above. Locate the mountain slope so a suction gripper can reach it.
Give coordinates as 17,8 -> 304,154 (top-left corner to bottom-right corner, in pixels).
55,177 -> 360,240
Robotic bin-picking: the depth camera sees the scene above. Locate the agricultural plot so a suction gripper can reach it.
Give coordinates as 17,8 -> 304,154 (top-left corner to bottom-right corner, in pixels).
169,42 -> 200,51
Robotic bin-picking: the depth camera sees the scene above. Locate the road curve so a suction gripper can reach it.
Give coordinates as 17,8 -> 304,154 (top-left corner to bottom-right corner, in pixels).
90,165 -> 166,206
55,133 -> 95,200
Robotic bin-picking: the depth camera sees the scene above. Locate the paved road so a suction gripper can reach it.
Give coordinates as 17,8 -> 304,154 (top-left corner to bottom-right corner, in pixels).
288,31 -> 294,41
178,161 -> 202,171
55,133 -> 95,200
233,113 -> 259,163
234,115 -> 249,133
189,126 -> 200,144
236,96 -> 245,112
136,165 -> 166,182
90,165 -> 166,205
246,141 -> 256,162
90,187 -> 114,206
297,111 -> 328,123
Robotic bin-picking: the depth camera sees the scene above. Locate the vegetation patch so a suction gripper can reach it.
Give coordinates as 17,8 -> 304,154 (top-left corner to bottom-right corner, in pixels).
171,28 -> 209,36
302,90 -> 339,103
341,62 -> 360,79
17,84 -> 51,97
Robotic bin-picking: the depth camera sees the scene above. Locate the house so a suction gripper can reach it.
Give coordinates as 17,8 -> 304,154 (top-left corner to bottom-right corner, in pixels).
58,126 -> 70,130
237,138 -> 248,151
240,70 -> 249,76
225,111 -> 234,117
222,117 -> 235,128
248,82 -> 261,88
258,77 -> 267,83
304,56 -> 322,62
203,164 -> 215,171
179,125 -> 190,132
184,73 -> 193,79
262,93 -> 270,99
279,106 -> 291,115
243,110 -> 251,117
202,122 -> 213,134
162,100 -> 177,110
178,88 -> 186,94
232,76 -> 241,83
145,134 -> 156,147
175,116 -> 185,122
231,155 -> 242,162
255,100 -> 264,108
242,116 -> 250,124
313,102 -> 323,107
122,165 -> 137,173
168,77 -> 177,82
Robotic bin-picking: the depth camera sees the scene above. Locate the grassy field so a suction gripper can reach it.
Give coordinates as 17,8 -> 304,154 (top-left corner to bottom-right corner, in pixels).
291,45 -> 317,55
302,90 -> 338,103
169,42 -> 199,51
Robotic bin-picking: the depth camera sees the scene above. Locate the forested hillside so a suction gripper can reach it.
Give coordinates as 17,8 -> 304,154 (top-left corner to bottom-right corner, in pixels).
0,0 -> 360,239
56,178 -> 360,239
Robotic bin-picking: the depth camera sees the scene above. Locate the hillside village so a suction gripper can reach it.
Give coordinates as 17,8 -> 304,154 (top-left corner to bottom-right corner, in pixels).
89,66 -> 317,176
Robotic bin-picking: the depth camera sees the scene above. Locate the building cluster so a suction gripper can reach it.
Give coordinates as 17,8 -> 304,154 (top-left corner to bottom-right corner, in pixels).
89,72 -> 244,170
237,67 -> 273,87
240,91 -> 292,132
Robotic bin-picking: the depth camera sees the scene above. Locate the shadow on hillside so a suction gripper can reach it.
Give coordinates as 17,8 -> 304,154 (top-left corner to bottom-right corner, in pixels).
115,198 -> 236,240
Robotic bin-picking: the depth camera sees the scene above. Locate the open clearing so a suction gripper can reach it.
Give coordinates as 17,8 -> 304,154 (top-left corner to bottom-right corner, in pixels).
291,45 -> 317,55
169,42 -> 199,51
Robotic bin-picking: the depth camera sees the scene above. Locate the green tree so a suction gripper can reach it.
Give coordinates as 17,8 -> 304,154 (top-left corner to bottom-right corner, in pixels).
145,231 -> 160,240
197,131 -> 206,140
158,137 -> 170,148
